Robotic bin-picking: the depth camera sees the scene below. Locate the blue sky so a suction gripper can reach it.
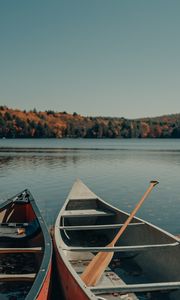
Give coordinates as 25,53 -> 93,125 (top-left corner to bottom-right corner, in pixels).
0,0 -> 179,118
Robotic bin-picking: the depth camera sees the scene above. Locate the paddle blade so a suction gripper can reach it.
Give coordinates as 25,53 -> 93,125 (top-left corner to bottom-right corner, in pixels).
81,251 -> 114,286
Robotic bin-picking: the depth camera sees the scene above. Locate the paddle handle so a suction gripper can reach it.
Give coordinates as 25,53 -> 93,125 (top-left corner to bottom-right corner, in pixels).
111,180 -> 159,246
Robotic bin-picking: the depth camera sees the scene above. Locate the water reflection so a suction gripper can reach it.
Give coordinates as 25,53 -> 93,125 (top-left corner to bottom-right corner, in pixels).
0,148 -> 179,168
0,140 -> 179,235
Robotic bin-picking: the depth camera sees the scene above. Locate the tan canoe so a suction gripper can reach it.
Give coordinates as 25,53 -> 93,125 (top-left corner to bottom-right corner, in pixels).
54,179 -> 180,300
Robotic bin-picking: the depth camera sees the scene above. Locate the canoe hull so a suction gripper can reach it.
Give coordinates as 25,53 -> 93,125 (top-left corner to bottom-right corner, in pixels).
53,241 -> 90,300
36,262 -> 52,300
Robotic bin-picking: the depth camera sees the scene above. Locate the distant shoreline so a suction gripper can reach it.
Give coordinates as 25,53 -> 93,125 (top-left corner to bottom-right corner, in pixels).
0,106 -> 180,138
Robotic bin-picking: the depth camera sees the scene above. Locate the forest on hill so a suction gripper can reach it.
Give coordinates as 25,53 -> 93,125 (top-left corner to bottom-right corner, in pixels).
0,106 -> 179,138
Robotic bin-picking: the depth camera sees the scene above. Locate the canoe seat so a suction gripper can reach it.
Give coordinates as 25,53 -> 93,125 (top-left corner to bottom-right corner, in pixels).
0,223 -> 29,227
0,247 -> 43,254
62,209 -> 115,218
0,219 -> 40,240
0,273 -> 36,282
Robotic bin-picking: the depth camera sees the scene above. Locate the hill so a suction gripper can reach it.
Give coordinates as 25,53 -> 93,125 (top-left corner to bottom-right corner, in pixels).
0,106 -> 179,138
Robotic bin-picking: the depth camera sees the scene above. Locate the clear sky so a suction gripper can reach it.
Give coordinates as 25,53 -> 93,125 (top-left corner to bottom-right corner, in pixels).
0,0 -> 180,118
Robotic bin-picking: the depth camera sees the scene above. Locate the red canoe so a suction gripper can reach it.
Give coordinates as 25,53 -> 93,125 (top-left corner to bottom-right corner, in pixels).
0,189 -> 52,300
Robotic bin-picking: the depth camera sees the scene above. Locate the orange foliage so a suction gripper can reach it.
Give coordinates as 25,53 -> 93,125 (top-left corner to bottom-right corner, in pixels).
0,106 -> 179,138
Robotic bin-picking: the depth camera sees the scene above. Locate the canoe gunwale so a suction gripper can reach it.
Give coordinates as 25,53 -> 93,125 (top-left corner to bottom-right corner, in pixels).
23,191 -> 52,300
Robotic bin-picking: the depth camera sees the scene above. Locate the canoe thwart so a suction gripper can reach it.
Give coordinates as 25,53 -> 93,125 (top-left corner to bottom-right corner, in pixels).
62,209 -> 114,218
59,222 -> 144,231
91,281 -> 180,294
65,242 -> 179,252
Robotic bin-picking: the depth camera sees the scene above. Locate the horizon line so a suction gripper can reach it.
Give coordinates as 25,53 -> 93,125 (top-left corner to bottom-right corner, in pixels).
0,104 -> 179,120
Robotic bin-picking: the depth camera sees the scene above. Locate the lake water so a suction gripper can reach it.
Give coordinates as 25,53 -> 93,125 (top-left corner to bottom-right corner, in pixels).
0,138 -> 179,235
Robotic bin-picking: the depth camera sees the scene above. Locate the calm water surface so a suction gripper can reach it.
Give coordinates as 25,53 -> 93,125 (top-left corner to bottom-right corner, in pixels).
0,138 -> 179,235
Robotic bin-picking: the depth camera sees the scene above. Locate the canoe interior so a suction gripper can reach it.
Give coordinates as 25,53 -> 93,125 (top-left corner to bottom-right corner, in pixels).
0,201 -> 36,224
0,191 -> 50,300
58,190 -> 180,300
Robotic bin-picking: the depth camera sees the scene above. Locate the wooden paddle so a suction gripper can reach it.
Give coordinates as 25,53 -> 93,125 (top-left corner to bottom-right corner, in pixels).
81,180 -> 159,286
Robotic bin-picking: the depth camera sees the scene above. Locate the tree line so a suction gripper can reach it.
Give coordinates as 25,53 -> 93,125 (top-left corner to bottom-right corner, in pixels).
0,106 -> 179,138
